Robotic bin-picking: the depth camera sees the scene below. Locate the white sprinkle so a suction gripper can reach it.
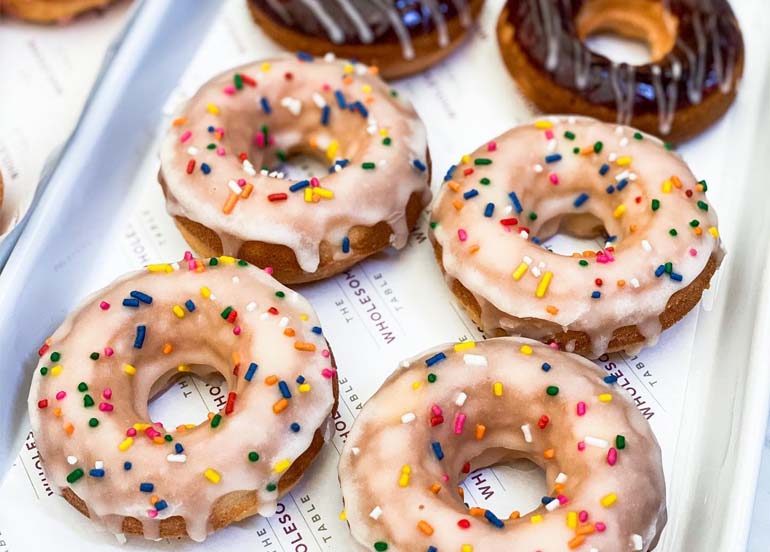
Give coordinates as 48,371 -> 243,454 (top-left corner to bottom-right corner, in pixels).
401,412 -> 416,424
312,92 -> 327,108
246,302 -> 257,312
279,317 -> 289,328
369,506 -> 383,520
280,96 -> 302,116
630,534 -> 643,550
232,276 -> 240,284
642,240 -> 653,252
167,454 -> 187,463
209,294 -> 217,301
523,256 -> 533,265
67,456 -> 77,465
533,164 -> 543,173
615,126 -> 624,135
400,360 -> 411,368
367,124 -> 378,135
351,447 -> 360,456
590,548 -> 599,552
615,170 -> 631,181
585,436 -> 609,448
521,424 -> 533,443
531,266 -> 542,278
567,116 -> 577,124
171,262 -> 180,270
555,472 -> 568,484
519,230 -> 529,239
324,52 -> 336,62
243,160 -> 256,176
355,63 -> 368,76
547,139 -> 557,153
620,137 -> 629,147
455,392 -> 467,406
608,152 -> 618,162
463,354 -> 488,367
186,146 -> 198,156
545,499 -> 561,512
259,312 -> 269,321
630,278 -> 640,288
260,168 -> 270,176
503,205 -> 513,215
94,460 -> 104,470
629,171 -> 638,181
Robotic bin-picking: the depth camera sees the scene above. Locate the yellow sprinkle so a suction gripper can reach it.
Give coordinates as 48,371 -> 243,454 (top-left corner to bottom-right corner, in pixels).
206,103 -> 220,115
599,393 -> 613,402
123,364 -> 136,376
339,510 -> 347,521
343,63 -> 354,74
361,84 -> 372,94
613,204 -> 626,218
50,365 -> 63,376
379,128 -> 389,137
412,381 -> 422,390
298,383 -> 311,393
399,464 -> 411,487
273,459 -> 292,473
567,511 -> 578,529
534,120 -> 553,129
133,423 -> 151,430
454,341 -> 476,351
461,154 -> 471,164
204,468 -> 221,484
520,345 -> 533,355
261,62 -> 271,72
172,305 -> 185,318
493,382 -> 503,397
709,226 -> 719,238
299,314 -> 309,321
325,140 -> 339,160
304,187 -> 314,202
147,263 -> 173,273
218,256 -> 236,264
536,271 -> 553,298
531,514 -> 544,524
601,493 -> 617,508
512,262 -> 529,281
662,179 -> 673,193
118,437 -> 134,452
177,364 -> 191,372
314,187 -> 334,199
616,156 -> 632,166
461,546 -> 473,552
200,286 -> 211,299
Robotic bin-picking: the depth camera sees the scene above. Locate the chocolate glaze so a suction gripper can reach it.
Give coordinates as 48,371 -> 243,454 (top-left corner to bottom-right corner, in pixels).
250,0 -> 472,59
505,0 -> 744,135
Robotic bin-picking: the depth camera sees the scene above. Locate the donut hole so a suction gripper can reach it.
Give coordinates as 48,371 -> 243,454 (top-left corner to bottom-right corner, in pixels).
575,0 -> 679,63
276,147 -> 333,180
147,368 -> 229,431
536,213 -> 610,257
460,458 -> 547,520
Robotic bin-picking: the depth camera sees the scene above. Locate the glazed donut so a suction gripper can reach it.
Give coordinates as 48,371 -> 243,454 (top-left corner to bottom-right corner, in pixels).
0,0 -> 116,23
28,255 -> 338,541
159,54 -> 431,285
430,116 -> 724,358
339,337 -> 667,552
497,0 -> 744,143
247,0 -> 485,80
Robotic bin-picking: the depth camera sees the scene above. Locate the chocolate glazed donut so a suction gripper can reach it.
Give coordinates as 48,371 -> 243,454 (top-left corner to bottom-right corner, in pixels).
497,0 -> 744,143
248,0 -> 485,79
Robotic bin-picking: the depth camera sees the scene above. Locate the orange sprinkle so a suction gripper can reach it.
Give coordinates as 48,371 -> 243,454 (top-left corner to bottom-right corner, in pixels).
150,495 -> 159,505
294,341 -> 316,352
468,244 -> 480,255
342,75 -> 353,85
448,180 -> 461,192
365,96 -> 375,104
696,182 -> 705,192
64,423 -> 74,436
240,183 -> 254,199
162,343 -> 173,354
368,66 -> 380,75
452,199 -> 464,211
554,483 -> 565,494
222,192 -> 239,215
694,226 -> 703,235
543,448 -> 555,460
232,352 -> 241,368
53,407 -> 62,417
475,424 -> 486,440
582,250 -> 596,257
509,511 -> 520,520
283,328 -> 296,337
172,117 -> 187,127
273,398 -> 289,414
469,507 -> 485,517
430,483 -> 442,494
458,488 -> 464,499
153,436 -> 165,444
671,175 -> 683,188
568,536 -> 586,549
265,375 -> 278,385
576,524 -> 596,536
176,425 -> 187,432
207,412 -> 215,421
417,520 -> 434,536
580,146 -> 594,155
617,279 -> 626,287
546,305 -> 559,315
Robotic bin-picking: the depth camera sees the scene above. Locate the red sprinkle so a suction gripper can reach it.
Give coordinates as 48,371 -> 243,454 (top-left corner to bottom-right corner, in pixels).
457,519 -> 471,529
500,217 -> 518,226
595,278 -> 603,286
268,193 -> 288,202
538,415 -> 549,429
38,343 -> 50,357
186,160 -> 196,174
225,392 -> 237,415
38,399 -> 48,409
240,74 -> 256,87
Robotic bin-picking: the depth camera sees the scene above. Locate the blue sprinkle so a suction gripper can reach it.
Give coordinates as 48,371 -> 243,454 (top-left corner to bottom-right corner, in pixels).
296,51 -> 314,62
428,548 -> 438,552
278,381 -> 292,399
352,100 -> 368,118
616,178 -> 629,191
175,443 -> 184,453
311,326 -> 323,335
207,126 -> 215,133
134,326 -> 146,349
573,193 -> 589,207
532,237 -> 541,244
606,185 -> 615,194
484,203 -> 495,217
260,97 -> 272,114
290,180 -> 310,192
508,191 -> 523,213
122,298 -> 140,308
201,163 -> 211,175
654,265 -> 666,277
155,500 -> 168,511
89,469 -> 105,478
185,300 -> 196,312
606,235 -> 618,242
334,90 -> 346,109
599,163 -> 610,175
341,236 -> 350,254
412,159 -> 427,172
541,496 -> 554,504
139,482 -> 154,493
545,153 -> 562,163
604,375 -> 618,384
463,189 -> 479,200
290,423 -> 301,433
591,291 -> 601,299
130,290 -> 153,304
245,362 -> 258,382
444,165 -> 456,181
541,362 -> 551,372
321,105 -> 330,126
431,441 -> 444,461
485,509 -> 504,528
123,462 -> 132,471
425,352 -> 446,367
296,375 -> 306,384
670,272 -> 683,282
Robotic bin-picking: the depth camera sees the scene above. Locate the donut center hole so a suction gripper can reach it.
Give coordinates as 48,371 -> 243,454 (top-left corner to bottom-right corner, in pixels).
277,147 -> 336,180
460,458 -> 547,520
147,370 -> 229,431
536,213 -> 610,257
576,0 -> 679,63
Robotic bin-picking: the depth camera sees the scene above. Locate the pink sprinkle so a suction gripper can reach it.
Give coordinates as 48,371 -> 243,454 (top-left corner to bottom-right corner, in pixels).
216,127 -> 225,137
184,251 -> 193,261
431,404 -> 443,416
216,147 -> 226,156
55,391 -> 66,401
596,522 -> 606,532
147,509 -> 158,519
187,260 -> 197,271
223,85 -> 236,95
321,349 -> 330,358
557,494 -> 568,505
321,368 -> 335,379
607,447 -> 618,466
255,133 -> 265,147
577,441 -> 586,451
104,347 -> 114,357
237,178 -> 246,187
310,177 -> 320,188
441,474 -> 449,482
322,83 -> 331,91
549,342 -> 559,350
126,428 -> 137,437
99,301 -> 110,311
577,401 -> 586,416
103,388 -> 112,400
545,130 -> 554,140
689,248 -> 697,257
454,413 -> 467,435
145,427 -> 160,439
458,229 -> 468,242
579,510 -> 588,523
487,141 -> 497,152
548,172 -> 559,185
99,402 -> 114,412
180,130 -> 192,143
233,326 -> 241,336
264,266 -> 274,275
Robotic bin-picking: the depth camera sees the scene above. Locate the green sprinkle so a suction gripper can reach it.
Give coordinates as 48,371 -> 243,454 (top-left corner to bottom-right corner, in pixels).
573,147 -> 580,154
234,73 -> 243,90
593,141 -> 603,153
77,382 -> 88,392
474,158 -> 492,166
276,150 -> 287,162
275,291 -> 285,298
374,543 -> 389,552
690,219 -> 700,227
389,90 -> 398,97
669,228 -> 678,237
89,352 -> 99,361
651,199 -> 660,211
382,137 -> 392,146
546,386 -> 559,396
429,221 -> 438,229
66,468 -> 84,484
207,143 -> 216,150
528,212 -> 538,221
164,434 -> 173,442
564,131 -> 575,140
238,259 -> 248,267
633,132 -> 644,140
362,162 -> 376,170
221,306 -> 233,319
698,179 -> 708,191
83,395 -> 94,407
89,418 -> 99,428
664,142 -> 673,150
480,177 -> 491,185
664,262 -> 673,274
40,367 -> 48,376
210,258 -> 219,266
579,259 -> 589,267
248,451 -> 260,462
616,435 -> 626,449
266,482 -> 277,492
50,352 -> 61,362
697,201 -> 709,211
427,373 -> 437,383
211,414 -> 222,428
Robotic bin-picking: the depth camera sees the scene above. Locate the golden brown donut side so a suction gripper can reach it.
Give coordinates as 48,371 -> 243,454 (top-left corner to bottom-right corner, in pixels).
1,0 -> 117,23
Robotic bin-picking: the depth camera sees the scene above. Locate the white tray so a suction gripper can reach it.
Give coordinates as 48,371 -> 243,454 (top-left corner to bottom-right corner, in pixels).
1,0 -> 770,550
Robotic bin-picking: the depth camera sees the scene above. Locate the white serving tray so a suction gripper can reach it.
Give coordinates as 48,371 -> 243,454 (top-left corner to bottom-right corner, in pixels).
1,0 -> 770,550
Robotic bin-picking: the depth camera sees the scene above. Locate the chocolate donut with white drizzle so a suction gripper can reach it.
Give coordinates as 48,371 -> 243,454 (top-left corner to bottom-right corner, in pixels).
248,0 -> 485,79
497,0 -> 744,142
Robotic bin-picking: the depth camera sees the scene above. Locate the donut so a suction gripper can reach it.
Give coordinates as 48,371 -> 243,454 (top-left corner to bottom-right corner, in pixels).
429,116 -> 724,358
159,54 -> 432,285
27,255 -> 339,541
247,0 -> 485,80
339,337 -> 667,551
0,0 -> 116,23
497,0 -> 744,143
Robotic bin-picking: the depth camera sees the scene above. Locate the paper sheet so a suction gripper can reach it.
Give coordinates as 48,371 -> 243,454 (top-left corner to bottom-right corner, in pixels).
0,0 -> 736,549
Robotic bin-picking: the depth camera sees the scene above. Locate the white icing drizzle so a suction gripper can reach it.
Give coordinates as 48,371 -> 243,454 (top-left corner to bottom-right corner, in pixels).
422,0 -> 450,47
334,0 -> 375,43
299,0 -> 346,43
609,62 -> 636,126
